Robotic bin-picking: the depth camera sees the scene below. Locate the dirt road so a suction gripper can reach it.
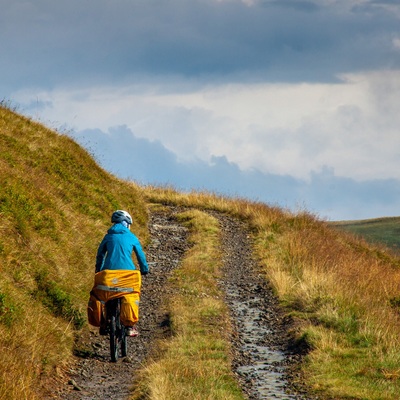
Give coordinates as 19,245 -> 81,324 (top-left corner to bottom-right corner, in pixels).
55,207 -> 314,399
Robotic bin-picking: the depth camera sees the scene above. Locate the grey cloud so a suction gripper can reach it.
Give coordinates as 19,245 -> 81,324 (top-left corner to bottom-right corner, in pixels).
69,126 -> 181,184
70,125 -> 400,221
1,0 -> 400,95
365,0 -> 400,7
266,0 -> 319,12
303,167 -> 400,220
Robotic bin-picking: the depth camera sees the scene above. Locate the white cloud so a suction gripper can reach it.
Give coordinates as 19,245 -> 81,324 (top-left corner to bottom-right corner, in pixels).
393,37 -> 400,50
15,69 -> 400,184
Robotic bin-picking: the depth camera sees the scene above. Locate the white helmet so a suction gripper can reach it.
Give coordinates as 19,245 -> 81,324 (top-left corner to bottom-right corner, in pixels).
111,210 -> 132,225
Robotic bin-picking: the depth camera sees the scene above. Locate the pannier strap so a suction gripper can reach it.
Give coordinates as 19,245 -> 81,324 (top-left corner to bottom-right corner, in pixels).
95,285 -> 134,293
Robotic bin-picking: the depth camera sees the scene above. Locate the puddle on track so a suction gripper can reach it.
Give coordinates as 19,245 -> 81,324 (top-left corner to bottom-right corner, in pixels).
228,287 -> 298,400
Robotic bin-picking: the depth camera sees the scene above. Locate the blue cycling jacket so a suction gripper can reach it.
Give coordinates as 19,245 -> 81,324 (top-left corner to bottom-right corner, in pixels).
95,223 -> 149,274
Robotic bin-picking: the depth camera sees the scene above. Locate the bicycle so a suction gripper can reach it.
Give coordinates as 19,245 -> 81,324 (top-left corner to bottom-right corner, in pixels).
90,269 -> 142,362
105,297 -> 127,362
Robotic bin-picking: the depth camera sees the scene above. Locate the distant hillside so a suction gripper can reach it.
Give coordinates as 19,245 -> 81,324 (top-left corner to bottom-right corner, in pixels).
332,217 -> 400,255
0,103 -> 149,399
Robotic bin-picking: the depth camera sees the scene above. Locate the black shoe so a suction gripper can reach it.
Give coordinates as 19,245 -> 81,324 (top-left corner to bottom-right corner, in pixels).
99,326 -> 109,335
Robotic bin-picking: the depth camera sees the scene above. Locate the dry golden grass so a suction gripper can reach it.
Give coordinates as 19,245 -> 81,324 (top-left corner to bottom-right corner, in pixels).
254,213 -> 400,398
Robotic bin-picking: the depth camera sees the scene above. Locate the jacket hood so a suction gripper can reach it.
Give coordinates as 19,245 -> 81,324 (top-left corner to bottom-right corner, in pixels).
107,223 -> 129,234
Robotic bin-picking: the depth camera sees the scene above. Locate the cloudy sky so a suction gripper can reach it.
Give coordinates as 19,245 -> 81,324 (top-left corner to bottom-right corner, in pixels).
2,0 -> 400,220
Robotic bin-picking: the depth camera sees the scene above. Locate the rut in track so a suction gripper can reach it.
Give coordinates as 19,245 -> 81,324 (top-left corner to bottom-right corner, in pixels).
214,213 -> 312,400
56,207 -> 312,400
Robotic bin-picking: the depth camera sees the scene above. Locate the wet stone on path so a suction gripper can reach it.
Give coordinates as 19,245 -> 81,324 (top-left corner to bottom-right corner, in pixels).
215,213 -> 312,400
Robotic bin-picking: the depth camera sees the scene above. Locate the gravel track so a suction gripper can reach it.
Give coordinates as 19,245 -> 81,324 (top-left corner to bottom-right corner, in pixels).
214,213 -> 313,400
53,207 -> 314,400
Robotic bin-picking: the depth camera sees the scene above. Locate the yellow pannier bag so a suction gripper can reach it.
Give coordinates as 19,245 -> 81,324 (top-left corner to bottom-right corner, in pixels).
92,269 -> 141,303
87,292 -> 103,327
121,292 -> 140,326
90,269 -> 142,327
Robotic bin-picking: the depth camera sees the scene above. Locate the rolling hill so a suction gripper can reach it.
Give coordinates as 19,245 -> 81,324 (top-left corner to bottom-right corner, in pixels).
332,217 -> 400,255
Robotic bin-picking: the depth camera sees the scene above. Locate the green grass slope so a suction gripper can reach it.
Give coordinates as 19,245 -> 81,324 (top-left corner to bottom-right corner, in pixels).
0,104 -> 149,399
332,217 -> 400,255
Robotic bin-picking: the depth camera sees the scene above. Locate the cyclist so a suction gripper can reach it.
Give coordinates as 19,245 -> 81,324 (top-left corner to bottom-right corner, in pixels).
95,210 -> 149,337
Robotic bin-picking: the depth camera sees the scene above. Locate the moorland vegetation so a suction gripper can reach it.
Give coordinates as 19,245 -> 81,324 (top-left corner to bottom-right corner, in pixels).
333,217 -> 400,255
1,103 -> 400,399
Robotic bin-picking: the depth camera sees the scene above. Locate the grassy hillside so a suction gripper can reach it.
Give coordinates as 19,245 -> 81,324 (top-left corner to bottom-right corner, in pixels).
332,217 -> 400,255
2,103 -> 400,399
0,103 -> 149,399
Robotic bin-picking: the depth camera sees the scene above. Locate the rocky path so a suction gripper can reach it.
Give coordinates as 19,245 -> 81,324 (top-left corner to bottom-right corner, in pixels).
215,213 -> 311,399
55,207 -> 313,400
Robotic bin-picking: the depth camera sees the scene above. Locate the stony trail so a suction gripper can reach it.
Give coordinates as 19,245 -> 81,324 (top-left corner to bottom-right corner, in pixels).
214,213 -> 311,400
55,207 -> 313,400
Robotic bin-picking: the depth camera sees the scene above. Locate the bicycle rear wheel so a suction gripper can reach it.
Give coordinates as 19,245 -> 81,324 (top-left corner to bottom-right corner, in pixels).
117,299 -> 128,357
110,313 -> 118,362
108,299 -> 120,362
121,325 -> 127,357
108,298 -> 128,361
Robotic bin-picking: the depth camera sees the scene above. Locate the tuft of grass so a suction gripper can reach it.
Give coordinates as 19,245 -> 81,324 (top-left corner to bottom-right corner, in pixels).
0,292 -> 17,328
133,209 -> 244,400
33,270 -> 85,329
